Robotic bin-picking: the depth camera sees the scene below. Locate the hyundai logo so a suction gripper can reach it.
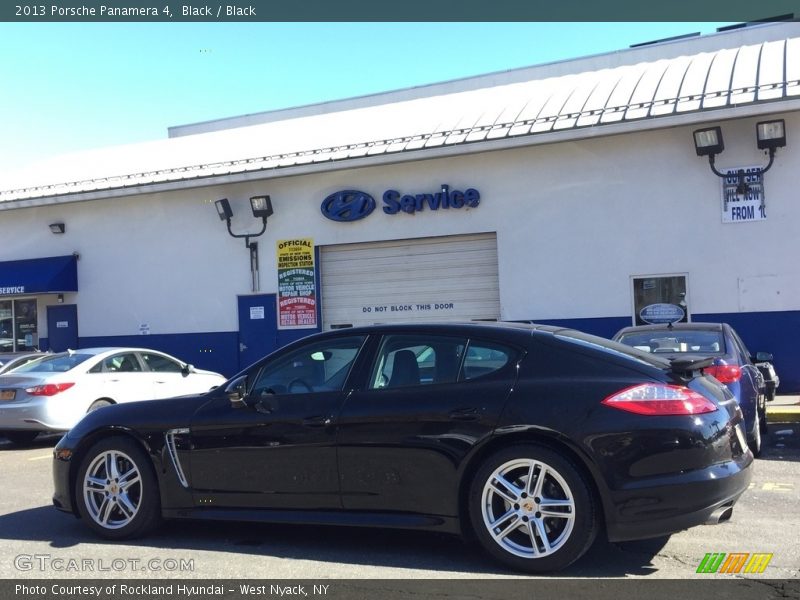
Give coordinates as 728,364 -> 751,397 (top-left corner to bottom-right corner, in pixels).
321,190 -> 376,222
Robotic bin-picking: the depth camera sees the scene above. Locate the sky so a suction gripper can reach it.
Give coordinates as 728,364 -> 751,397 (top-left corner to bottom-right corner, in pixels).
0,22 -> 734,179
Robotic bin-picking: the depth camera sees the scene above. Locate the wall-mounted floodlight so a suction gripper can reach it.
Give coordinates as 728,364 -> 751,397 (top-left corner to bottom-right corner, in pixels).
213,196 -> 274,292
693,119 -> 787,196
756,119 -> 786,150
215,198 -> 233,221
249,195 -> 273,219
49,223 -> 66,234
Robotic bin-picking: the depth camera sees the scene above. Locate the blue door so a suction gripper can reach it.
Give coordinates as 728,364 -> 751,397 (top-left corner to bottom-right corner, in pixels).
46,304 -> 78,352
237,294 -> 277,370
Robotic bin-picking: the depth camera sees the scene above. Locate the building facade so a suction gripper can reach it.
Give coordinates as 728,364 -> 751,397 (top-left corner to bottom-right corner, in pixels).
1,23 -> 799,389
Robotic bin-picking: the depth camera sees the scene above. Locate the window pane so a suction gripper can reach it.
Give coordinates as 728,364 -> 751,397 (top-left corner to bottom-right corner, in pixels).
141,353 -> 182,372
369,335 -> 466,390
251,335 -> 366,396
632,276 -> 688,325
617,330 -> 725,353
0,301 -> 11,352
14,299 -> 38,351
462,341 -> 513,380
15,352 -> 93,373
104,353 -> 141,372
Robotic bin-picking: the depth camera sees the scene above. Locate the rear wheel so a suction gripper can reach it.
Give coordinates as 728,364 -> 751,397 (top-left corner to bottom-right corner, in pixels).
75,436 -> 160,539
468,444 -> 598,573
2,431 -> 39,446
87,399 -> 113,413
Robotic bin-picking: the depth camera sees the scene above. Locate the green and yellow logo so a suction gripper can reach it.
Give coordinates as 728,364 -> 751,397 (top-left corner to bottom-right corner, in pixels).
696,553 -> 773,574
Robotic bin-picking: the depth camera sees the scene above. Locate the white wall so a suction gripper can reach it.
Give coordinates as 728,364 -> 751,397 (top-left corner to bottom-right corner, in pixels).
1,110 -> 797,339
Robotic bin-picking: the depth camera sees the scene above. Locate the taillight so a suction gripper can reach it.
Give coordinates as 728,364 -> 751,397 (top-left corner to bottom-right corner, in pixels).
703,364 -> 742,384
602,384 -> 717,415
25,383 -> 75,396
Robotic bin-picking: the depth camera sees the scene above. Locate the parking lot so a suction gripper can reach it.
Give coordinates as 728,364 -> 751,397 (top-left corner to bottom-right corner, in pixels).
0,417 -> 798,580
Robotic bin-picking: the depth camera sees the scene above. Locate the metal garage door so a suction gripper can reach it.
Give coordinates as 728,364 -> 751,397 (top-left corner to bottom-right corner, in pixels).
320,233 -> 500,329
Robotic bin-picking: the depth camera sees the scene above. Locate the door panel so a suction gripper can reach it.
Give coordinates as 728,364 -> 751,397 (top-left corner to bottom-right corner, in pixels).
237,294 -> 277,370
46,304 -> 78,352
188,392 -> 343,509
336,334 -> 517,516
337,380 -> 510,516
187,333 -> 367,509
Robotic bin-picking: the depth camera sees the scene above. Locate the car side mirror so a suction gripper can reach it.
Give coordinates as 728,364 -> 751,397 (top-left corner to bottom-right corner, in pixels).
181,363 -> 196,377
225,375 -> 249,408
754,352 -> 773,363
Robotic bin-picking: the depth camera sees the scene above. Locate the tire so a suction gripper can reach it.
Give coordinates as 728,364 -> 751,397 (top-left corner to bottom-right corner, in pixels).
758,403 -> 768,437
468,444 -> 598,573
74,436 -> 161,539
748,413 -> 762,458
2,431 -> 39,446
87,399 -> 113,413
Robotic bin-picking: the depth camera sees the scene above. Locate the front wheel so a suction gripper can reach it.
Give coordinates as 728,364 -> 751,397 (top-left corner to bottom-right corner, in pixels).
75,436 -> 161,539
468,444 -> 598,573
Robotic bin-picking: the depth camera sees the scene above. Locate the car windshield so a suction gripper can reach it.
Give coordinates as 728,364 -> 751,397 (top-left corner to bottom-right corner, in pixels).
11,353 -> 93,373
617,330 -> 725,354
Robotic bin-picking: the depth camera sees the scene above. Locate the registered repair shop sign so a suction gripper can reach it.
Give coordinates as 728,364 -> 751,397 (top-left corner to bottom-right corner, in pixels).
721,166 -> 766,223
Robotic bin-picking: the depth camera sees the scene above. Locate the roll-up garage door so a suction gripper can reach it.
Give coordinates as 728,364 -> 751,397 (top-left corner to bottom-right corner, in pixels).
320,233 -> 500,329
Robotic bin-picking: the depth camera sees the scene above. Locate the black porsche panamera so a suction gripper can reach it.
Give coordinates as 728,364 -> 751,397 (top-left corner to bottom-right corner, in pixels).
53,322 -> 753,573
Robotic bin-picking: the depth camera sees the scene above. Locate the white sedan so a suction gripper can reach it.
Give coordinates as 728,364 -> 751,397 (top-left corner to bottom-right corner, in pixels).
0,347 -> 226,445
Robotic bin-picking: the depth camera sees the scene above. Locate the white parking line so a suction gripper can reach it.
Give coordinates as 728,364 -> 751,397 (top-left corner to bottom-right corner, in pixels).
28,454 -> 51,461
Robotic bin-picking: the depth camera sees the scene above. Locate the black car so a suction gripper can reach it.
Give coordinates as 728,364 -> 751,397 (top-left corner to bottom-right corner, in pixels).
53,323 -> 752,573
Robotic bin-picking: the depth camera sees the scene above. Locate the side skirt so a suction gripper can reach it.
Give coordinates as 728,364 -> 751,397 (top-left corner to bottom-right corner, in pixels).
162,507 -> 462,535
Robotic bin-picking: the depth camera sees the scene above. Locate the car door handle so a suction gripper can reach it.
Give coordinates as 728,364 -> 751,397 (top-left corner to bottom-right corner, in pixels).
302,415 -> 332,427
449,408 -> 480,421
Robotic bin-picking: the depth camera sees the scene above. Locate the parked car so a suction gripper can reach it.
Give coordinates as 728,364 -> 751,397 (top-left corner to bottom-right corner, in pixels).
0,347 -> 226,446
53,323 -> 752,573
613,322 -> 771,456
0,351 -> 46,375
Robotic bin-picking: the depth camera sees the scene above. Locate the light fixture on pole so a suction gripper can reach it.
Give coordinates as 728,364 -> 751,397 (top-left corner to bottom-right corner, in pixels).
214,196 -> 273,292
693,119 -> 787,196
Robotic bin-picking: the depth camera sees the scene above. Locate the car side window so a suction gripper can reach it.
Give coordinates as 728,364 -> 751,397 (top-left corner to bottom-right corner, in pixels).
140,352 -> 183,373
99,353 -> 142,373
462,341 -> 514,380
369,335 -> 466,389
250,335 -> 366,397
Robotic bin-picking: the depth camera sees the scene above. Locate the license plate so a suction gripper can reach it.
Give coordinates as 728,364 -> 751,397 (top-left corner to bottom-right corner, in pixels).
0,389 -> 15,401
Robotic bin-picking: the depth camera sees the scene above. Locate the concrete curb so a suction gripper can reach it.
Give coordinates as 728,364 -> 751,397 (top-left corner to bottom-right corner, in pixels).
766,405 -> 800,423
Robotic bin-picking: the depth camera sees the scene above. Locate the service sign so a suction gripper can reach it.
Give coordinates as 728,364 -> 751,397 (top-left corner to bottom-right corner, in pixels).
639,303 -> 685,325
277,239 -> 317,329
721,166 -> 767,223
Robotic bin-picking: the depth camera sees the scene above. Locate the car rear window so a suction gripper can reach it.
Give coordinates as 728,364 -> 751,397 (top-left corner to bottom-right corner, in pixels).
12,353 -> 93,373
617,330 -> 725,354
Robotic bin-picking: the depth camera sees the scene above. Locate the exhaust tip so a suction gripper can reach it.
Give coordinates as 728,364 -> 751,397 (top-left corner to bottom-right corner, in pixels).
706,505 -> 734,525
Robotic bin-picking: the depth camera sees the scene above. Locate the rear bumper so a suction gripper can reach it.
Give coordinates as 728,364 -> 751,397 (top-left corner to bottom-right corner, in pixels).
605,455 -> 753,542
0,401 -> 73,432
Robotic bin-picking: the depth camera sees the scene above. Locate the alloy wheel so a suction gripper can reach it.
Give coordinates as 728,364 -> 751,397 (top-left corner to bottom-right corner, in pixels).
480,458 -> 576,559
82,450 -> 143,529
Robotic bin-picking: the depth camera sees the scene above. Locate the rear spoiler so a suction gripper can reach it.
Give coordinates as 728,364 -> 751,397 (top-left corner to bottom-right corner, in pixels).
668,355 -> 716,376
